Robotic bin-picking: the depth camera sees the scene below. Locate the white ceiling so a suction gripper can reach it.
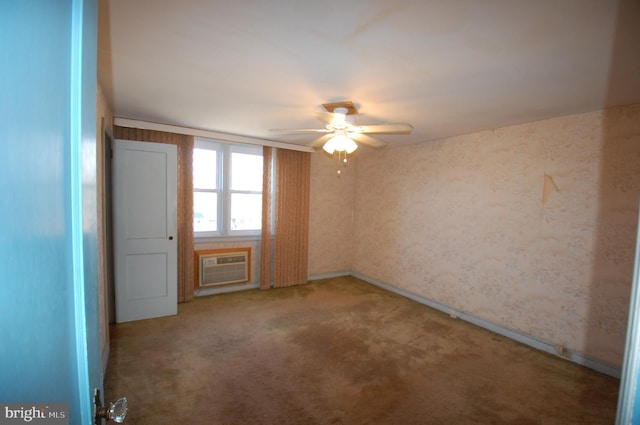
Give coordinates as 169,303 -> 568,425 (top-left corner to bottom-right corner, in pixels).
98,0 -> 640,149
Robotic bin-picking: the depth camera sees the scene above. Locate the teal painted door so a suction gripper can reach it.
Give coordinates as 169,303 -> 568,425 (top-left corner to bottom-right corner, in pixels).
0,1 -> 101,424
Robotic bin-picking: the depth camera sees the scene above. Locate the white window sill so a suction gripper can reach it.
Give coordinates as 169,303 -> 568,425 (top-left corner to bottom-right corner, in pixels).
194,235 -> 262,244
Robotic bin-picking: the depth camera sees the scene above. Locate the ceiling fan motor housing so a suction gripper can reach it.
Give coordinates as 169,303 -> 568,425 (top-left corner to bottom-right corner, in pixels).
322,101 -> 358,115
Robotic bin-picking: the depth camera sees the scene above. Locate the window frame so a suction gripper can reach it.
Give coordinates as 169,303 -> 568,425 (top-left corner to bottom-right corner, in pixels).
193,138 -> 263,240
193,139 -> 221,237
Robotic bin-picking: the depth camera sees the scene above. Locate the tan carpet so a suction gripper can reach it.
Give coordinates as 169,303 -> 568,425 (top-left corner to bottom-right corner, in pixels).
104,276 -> 619,425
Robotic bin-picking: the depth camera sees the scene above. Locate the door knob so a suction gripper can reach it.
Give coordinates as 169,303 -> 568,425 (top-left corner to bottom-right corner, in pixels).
94,389 -> 128,424
169,236 -> 174,240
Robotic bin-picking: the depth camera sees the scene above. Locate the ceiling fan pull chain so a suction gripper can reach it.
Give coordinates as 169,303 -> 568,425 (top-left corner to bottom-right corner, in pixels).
336,151 -> 350,177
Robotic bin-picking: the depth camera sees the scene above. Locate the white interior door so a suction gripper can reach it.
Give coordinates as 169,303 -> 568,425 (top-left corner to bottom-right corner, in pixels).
113,139 -> 178,323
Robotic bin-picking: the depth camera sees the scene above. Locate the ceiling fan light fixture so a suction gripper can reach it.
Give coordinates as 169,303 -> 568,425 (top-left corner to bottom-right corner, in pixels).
322,137 -> 338,154
323,133 -> 358,155
343,137 -> 358,154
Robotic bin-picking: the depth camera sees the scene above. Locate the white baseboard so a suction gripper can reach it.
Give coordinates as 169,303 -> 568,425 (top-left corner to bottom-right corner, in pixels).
351,271 -> 621,378
308,271 -> 351,281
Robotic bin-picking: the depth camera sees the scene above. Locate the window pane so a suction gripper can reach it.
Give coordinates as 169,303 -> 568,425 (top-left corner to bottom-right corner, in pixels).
194,192 -> 217,232
230,193 -> 262,230
193,148 -> 217,189
231,152 -> 262,191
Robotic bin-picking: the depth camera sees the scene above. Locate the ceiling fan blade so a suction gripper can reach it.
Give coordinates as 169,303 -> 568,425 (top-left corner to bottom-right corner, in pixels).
270,128 -> 331,133
356,123 -> 413,134
310,134 -> 333,148
352,133 -> 387,149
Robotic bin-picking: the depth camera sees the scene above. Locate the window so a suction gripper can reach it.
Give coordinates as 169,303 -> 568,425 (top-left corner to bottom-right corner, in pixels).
193,145 -> 218,233
193,139 -> 263,238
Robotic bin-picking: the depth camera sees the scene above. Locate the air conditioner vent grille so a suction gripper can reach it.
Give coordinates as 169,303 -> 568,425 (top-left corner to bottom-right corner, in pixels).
195,249 -> 250,287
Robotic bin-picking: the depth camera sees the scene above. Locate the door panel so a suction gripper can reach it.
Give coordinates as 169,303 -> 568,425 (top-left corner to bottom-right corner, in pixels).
126,253 -> 169,299
125,149 -> 169,238
113,140 -> 177,323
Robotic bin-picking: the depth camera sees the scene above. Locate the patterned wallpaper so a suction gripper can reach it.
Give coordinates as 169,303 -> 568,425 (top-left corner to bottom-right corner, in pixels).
308,151 -> 356,275
344,105 -> 640,367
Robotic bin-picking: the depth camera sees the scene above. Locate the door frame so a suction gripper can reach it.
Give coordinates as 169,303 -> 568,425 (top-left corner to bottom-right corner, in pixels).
104,131 -> 116,325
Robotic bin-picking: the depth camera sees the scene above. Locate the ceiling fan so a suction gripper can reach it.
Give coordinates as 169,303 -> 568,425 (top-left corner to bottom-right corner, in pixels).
271,101 -> 413,154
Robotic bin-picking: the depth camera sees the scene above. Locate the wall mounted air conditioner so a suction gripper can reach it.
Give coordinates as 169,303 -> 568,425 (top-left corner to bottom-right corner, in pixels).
195,248 -> 250,287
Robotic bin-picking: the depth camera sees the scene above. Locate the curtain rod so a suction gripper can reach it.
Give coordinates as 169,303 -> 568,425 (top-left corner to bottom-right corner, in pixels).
113,117 -> 316,153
